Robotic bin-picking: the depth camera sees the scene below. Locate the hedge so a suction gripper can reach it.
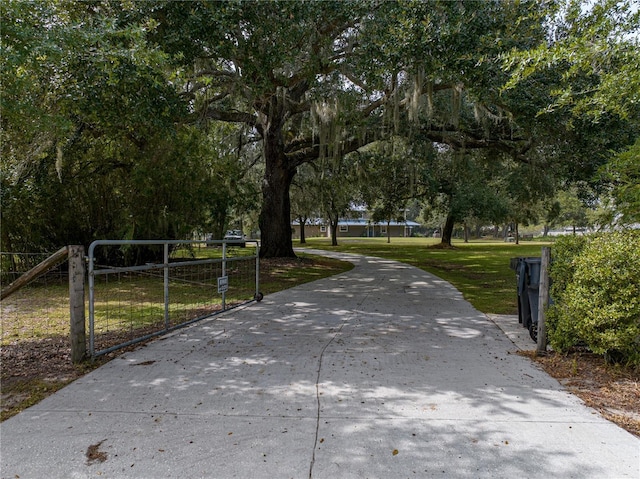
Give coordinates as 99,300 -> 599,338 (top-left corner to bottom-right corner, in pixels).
546,230 -> 640,365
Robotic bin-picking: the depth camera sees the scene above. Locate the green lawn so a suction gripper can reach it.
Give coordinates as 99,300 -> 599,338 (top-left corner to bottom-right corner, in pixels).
296,237 -> 551,315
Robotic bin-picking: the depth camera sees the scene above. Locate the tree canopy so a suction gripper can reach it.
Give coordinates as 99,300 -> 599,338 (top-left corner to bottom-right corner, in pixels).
2,0 -> 638,258
503,0 -> 640,121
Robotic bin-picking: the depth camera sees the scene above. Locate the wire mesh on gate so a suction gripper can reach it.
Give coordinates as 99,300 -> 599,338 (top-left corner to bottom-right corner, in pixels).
88,240 -> 260,357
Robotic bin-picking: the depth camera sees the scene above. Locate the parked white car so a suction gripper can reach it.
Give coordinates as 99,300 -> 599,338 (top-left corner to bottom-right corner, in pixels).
223,230 -> 246,246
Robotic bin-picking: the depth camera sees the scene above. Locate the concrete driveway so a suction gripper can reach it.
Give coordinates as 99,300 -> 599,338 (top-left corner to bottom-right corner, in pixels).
1,250 -> 638,478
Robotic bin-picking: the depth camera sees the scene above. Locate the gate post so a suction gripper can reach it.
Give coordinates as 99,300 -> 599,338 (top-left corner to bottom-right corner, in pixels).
536,246 -> 551,355
69,245 -> 86,363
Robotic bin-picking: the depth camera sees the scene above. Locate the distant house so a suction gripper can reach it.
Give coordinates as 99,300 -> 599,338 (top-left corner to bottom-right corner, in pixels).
546,226 -> 589,237
291,218 -> 325,239
292,212 -> 421,239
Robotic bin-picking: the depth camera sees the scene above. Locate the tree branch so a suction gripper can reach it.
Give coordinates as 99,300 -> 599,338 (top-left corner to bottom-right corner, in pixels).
204,108 -> 260,129
421,127 -> 533,162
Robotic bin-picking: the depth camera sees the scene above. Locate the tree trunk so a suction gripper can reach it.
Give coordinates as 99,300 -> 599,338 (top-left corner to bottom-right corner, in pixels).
440,212 -> 455,247
298,216 -> 307,244
463,221 -> 469,243
329,216 -> 339,246
258,123 -> 297,258
515,222 -> 520,245
211,207 -> 227,241
386,220 -> 391,243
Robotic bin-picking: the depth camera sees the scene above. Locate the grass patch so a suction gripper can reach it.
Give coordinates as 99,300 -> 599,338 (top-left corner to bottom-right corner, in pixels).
298,237 -> 549,314
259,253 -> 353,294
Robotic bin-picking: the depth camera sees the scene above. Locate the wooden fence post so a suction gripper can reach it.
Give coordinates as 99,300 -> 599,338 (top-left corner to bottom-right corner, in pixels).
537,246 -> 551,354
69,245 -> 86,363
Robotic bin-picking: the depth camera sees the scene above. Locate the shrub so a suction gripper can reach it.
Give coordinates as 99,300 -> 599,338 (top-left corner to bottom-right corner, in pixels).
547,231 -> 640,365
546,235 -> 589,352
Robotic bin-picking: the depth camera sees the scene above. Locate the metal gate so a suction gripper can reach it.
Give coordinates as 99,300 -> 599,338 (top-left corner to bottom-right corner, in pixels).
88,239 -> 261,358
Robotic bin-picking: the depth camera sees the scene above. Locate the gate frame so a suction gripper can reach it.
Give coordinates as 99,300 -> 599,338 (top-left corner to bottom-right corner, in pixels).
87,239 -> 260,358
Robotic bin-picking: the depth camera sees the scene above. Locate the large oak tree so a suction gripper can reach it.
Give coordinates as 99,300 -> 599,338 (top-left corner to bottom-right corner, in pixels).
145,0 -> 553,257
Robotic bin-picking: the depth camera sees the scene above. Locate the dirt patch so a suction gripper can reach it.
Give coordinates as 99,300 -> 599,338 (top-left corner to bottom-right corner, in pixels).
0,334 -> 143,421
258,257 -> 318,279
2,336 -> 79,383
1,337 -> 90,419
261,256 -> 315,269
421,259 -> 466,271
521,350 -> 640,437
427,243 -> 458,250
